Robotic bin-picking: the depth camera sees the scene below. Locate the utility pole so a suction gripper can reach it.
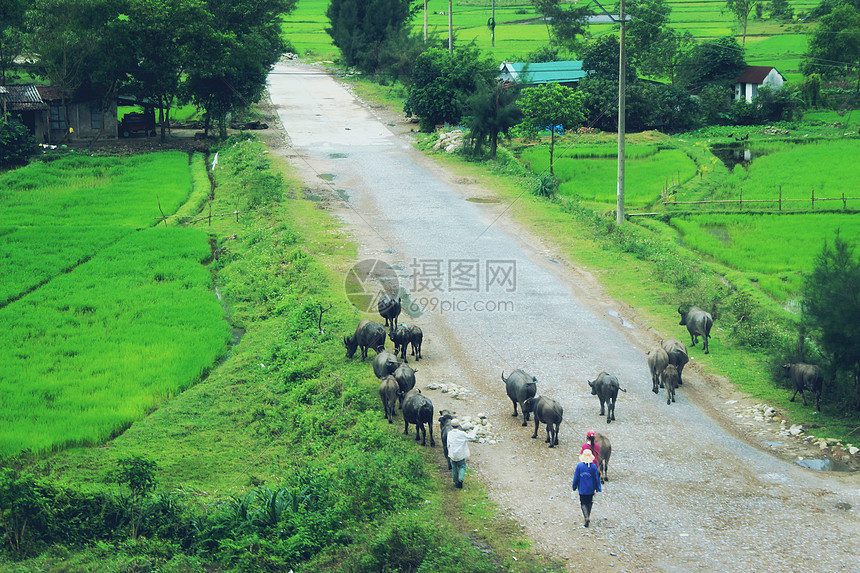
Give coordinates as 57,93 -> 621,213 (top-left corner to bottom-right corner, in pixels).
448,0 -> 453,54
616,0 -> 627,226
424,0 -> 428,43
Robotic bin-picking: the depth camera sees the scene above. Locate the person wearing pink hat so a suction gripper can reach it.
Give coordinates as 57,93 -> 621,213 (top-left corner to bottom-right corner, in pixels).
572,448 -> 601,527
580,429 -> 600,462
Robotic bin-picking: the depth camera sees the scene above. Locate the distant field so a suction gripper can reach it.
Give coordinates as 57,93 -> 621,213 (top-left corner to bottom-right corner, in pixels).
0,152 -> 230,456
282,0 -> 813,79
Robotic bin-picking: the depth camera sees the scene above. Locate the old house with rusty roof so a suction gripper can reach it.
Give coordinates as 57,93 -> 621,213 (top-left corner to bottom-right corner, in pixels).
733,66 -> 785,103
0,84 -> 118,143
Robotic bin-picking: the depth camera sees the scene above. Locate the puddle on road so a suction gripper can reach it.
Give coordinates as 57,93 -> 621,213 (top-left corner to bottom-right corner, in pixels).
399,289 -> 423,319
335,188 -> 350,201
796,458 -> 853,472
466,197 -> 501,204
304,190 -> 322,202
607,309 -> 634,329
317,173 -> 336,182
328,153 -> 348,159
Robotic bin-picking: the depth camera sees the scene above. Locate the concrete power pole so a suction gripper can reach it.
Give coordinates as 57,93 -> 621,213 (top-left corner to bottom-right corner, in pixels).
448,0 -> 453,54
424,0 -> 428,42
616,0 -> 627,226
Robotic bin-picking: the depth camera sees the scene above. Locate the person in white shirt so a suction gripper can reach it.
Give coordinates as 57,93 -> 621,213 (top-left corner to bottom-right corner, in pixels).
446,418 -> 479,489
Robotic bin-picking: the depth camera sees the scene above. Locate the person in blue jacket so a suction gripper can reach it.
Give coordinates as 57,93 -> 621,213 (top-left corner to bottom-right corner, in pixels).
572,448 -> 602,527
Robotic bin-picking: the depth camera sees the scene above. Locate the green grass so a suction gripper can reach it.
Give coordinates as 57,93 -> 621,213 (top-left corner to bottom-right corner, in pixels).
0,151 -> 229,457
671,213 -> 860,301
720,139 -> 860,203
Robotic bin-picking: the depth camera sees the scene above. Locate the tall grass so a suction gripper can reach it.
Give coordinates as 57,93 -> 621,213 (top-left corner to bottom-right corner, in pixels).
520,143 -> 697,208
0,228 -> 229,456
672,213 -> 860,301
721,140 -> 860,202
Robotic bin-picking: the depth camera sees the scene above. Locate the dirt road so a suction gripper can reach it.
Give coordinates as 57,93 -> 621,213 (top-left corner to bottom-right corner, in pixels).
266,62 -> 859,572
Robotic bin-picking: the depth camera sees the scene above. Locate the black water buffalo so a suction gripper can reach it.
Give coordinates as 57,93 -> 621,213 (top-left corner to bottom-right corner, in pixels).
402,388 -> 435,446
522,395 -> 563,447
438,410 -> 456,469
501,369 -> 538,426
679,306 -> 713,354
372,350 -> 400,379
379,375 -> 400,423
343,319 -> 385,360
661,364 -> 680,405
378,295 -> 401,329
388,324 -> 411,362
408,324 -> 423,361
393,363 -> 417,409
588,372 -> 626,423
594,433 -> 611,483
783,362 -> 823,411
661,338 -> 689,385
646,347 -> 669,394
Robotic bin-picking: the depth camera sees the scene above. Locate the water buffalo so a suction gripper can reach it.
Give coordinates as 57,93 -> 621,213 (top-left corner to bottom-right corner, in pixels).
783,362 -> 823,411
393,363 -> 417,409
594,433 -> 611,483
522,395 -> 563,447
402,388 -> 435,446
438,410 -> 456,469
343,319 -> 385,360
501,369 -> 538,426
679,306 -> 713,354
588,372 -> 626,423
646,347 -> 669,394
408,324 -> 423,360
378,295 -> 401,329
388,324 -> 411,362
661,364 -> 680,405
379,375 -> 400,423
661,338 -> 689,385
372,350 -> 400,379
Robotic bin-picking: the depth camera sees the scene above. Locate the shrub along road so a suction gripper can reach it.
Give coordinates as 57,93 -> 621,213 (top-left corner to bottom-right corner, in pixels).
266,62 -> 860,572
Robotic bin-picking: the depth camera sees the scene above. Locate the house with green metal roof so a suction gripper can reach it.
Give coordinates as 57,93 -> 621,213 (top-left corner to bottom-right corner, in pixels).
498,61 -> 589,88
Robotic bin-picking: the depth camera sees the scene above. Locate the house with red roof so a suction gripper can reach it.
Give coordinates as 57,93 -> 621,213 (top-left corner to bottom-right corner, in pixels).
734,66 -> 785,103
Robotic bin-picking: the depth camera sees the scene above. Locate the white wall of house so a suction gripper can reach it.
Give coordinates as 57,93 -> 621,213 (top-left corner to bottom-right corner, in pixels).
735,69 -> 784,103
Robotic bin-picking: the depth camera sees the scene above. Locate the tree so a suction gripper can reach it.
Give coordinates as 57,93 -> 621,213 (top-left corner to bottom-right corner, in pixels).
184,0 -> 295,138
531,0 -> 592,50
769,0 -> 792,21
676,36 -> 746,94
326,0 -> 416,73
124,0 -> 214,141
517,82 -> 585,175
463,81 -> 521,158
725,0 -> 759,46
802,5 -> 860,86
110,456 -> 158,539
626,0 -> 679,78
404,44 -> 496,132
0,0 -> 27,84
0,120 -> 37,166
801,234 -> 860,410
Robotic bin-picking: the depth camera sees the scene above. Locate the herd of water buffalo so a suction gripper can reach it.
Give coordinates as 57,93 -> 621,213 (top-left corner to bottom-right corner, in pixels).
344,298 -> 825,478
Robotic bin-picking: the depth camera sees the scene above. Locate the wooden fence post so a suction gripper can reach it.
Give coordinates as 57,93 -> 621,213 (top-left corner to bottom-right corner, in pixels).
843,192 -> 847,210
812,188 -> 815,210
739,188 -> 743,210
779,186 -> 782,212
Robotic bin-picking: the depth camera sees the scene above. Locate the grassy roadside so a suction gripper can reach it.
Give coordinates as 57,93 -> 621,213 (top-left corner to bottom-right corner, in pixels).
2,137 -> 565,572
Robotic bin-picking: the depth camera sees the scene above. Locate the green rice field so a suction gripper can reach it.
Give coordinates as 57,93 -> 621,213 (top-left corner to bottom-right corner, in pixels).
671,213 -> 860,301
0,152 -> 230,456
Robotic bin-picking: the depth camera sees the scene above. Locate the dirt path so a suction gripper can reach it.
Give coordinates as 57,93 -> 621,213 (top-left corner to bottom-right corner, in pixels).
264,62 -> 860,573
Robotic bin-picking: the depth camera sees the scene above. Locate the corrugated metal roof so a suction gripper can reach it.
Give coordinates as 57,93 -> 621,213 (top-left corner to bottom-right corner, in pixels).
499,61 -> 588,85
0,84 -> 48,110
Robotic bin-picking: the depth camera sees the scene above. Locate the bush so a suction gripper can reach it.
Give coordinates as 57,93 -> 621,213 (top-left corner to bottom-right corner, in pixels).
534,172 -> 559,197
0,121 -> 38,167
